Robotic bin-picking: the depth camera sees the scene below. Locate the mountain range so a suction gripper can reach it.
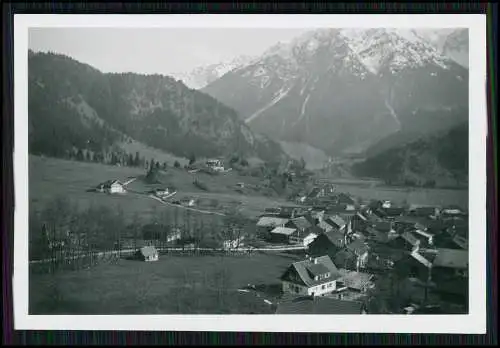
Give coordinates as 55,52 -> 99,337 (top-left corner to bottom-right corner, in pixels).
351,121 -> 468,187
28,50 -> 285,163
202,28 -> 468,157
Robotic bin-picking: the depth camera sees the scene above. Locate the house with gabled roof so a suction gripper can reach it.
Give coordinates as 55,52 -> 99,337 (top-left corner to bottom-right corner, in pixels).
308,229 -> 347,258
336,269 -> 375,295
135,246 -> 159,262
269,226 -> 297,243
280,256 -> 343,297
432,248 -> 468,278
346,239 -> 370,271
256,216 -> 289,239
96,179 -> 126,194
286,216 -> 313,233
325,215 -> 347,232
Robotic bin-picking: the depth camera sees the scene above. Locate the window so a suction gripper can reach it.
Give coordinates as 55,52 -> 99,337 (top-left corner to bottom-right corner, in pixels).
322,285 -> 326,290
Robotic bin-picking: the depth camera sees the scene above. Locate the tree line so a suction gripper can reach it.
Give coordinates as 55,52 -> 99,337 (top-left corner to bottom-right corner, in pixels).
30,196 -> 252,269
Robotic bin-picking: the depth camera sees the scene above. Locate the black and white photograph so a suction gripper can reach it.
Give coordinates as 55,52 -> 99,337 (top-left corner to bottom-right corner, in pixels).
13,14 -> 487,333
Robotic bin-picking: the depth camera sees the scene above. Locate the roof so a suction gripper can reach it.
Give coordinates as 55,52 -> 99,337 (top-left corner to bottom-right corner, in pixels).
356,212 -> 368,221
432,248 -> 468,269
318,220 -> 334,231
99,179 -> 123,188
337,269 -> 374,290
256,216 -> 289,227
289,216 -> 313,230
138,246 -> 158,257
346,239 -> 369,255
326,215 -> 346,229
307,187 -> 322,198
303,214 -> 318,226
276,295 -> 365,314
410,251 -> 433,268
324,229 -> 346,245
452,235 -> 468,250
333,250 -> 357,269
401,231 -> 420,246
372,221 -> 393,232
413,207 -> 439,216
306,263 -> 331,277
286,256 -> 340,287
270,227 -> 296,236
337,193 -> 355,204
383,207 -> 405,216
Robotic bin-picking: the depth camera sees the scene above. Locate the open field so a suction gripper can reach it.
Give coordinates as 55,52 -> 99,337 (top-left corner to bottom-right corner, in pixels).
30,252 -> 301,314
334,184 -> 468,210
29,155 -> 290,222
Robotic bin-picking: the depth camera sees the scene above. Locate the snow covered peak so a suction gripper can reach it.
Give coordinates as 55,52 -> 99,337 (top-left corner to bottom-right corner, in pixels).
252,28 -> 454,77
338,28 -> 451,74
173,54 -> 256,89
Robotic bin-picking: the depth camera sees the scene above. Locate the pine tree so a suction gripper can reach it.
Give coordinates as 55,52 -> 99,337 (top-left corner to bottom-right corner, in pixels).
76,149 -> 84,161
134,152 -> 140,167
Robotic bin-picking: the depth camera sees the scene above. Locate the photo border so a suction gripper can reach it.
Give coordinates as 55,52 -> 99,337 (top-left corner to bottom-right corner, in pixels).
2,3 -> 494,342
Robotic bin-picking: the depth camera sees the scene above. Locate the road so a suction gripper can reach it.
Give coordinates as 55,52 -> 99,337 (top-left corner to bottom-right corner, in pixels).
29,245 -> 306,265
147,195 -> 227,216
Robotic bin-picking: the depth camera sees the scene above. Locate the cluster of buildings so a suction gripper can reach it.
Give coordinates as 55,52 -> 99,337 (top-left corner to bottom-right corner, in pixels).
254,184 -> 469,314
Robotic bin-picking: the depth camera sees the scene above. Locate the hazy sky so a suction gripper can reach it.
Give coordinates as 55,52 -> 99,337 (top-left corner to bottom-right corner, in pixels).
28,28 -> 310,75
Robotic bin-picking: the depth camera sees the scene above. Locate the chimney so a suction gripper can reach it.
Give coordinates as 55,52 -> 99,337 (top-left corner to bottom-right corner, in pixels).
313,258 -> 318,264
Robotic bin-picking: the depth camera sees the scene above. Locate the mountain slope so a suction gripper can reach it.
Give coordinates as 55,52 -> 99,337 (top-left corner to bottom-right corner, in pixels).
203,28 -> 469,156
172,55 -> 255,90
412,28 -> 468,68
28,51 -> 285,162
351,122 -> 468,187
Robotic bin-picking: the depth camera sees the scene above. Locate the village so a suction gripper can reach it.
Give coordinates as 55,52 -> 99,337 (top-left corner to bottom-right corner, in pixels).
75,155 -> 470,315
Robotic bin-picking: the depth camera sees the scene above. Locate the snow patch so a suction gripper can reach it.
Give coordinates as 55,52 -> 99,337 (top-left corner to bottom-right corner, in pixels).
294,94 -> 311,125
384,98 -> 401,129
245,86 -> 292,124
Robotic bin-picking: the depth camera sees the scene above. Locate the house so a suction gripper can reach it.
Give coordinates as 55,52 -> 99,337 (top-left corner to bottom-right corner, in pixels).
413,229 -> 435,247
256,216 -> 289,238
301,231 -> 319,247
308,229 -> 347,257
264,207 -> 281,215
432,248 -> 468,278
97,180 -> 126,194
382,207 -> 406,218
152,187 -> 173,198
399,231 -> 422,252
410,206 -> 440,218
324,215 -> 347,233
286,216 -> 313,233
280,255 -> 342,296
381,200 -> 392,209
307,187 -> 324,200
309,209 -> 325,223
269,226 -> 297,243
206,158 -> 224,172
346,239 -> 370,271
337,269 -> 375,295
135,246 -> 159,262
180,198 -> 196,207
278,206 -> 302,219
275,295 -> 367,314
337,193 -> 355,205
394,216 -> 431,233
441,205 -> 464,217
223,236 -> 245,250
235,182 -> 245,189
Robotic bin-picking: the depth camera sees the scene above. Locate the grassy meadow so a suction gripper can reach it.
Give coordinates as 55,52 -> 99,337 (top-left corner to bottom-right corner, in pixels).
30,252 -> 301,314
29,155 -> 289,223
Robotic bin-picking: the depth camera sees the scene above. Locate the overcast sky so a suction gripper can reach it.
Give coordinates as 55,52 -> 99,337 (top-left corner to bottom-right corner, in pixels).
28,28 -> 310,75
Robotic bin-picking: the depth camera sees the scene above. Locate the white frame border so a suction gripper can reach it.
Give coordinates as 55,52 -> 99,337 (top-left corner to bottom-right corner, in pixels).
13,14 -> 487,333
